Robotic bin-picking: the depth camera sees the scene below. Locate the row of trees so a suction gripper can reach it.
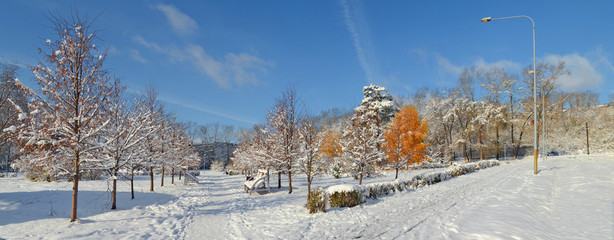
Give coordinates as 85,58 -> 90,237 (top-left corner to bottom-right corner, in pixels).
2,15 -> 200,221
410,61 -> 614,164
231,84 -> 430,203
232,59 -> 614,206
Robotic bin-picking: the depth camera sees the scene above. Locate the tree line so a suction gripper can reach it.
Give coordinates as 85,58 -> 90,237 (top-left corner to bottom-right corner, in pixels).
1,14 -> 200,222
230,59 -> 614,206
231,84 -> 429,204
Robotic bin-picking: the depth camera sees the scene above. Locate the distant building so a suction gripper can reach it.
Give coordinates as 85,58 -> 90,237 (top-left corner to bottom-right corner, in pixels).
193,142 -> 237,169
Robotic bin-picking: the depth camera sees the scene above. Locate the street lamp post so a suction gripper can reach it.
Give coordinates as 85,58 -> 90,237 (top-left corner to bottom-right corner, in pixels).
481,16 -> 538,175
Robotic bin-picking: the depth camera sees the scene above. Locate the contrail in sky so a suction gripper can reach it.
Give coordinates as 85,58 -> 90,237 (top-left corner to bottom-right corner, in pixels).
340,0 -> 379,84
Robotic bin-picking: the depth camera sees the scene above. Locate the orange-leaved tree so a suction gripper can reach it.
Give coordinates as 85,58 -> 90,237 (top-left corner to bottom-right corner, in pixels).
319,130 -> 342,160
384,105 -> 428,179
319,130 -> 343,178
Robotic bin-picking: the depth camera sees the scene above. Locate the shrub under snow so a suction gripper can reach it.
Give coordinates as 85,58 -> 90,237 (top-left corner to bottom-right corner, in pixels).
306,188 -> 327,214
323,160 -> 500,211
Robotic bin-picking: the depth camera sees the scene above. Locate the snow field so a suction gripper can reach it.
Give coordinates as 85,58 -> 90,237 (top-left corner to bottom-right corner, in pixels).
1,154 -> 613,239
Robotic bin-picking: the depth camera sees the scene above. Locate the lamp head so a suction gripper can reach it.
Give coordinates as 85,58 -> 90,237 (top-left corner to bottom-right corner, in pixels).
481,17 -> 492,23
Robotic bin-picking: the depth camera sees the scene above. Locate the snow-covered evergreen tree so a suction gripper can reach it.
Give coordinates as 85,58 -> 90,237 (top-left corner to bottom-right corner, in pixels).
361,84 -> 396,127
340,102 -> 383,185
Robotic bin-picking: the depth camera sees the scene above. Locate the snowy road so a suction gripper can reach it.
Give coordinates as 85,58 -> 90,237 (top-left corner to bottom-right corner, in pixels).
1,154 -> 613,239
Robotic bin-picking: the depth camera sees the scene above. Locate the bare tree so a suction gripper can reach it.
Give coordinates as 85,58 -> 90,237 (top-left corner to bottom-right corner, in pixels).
297,113 -> 328,201
0,64 -> 26,170
457,66 -> 483,102
520,61 -> 569,154
101,78 -> 155,209
267,86 -> 301,193
141,83 -> 164,192
9,14 -> 111,222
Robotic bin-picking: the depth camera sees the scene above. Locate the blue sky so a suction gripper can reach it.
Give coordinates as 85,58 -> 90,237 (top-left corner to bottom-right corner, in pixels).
1,0 -> 613,129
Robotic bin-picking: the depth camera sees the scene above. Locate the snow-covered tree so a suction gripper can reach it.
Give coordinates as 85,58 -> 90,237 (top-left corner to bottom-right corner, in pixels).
296,114 -> 329,201
341,102 -> 383,185
232,124 -> 273,176
470,102 -> 505,161
267,87 -> 301,193
100,78 -> 155,209
481,67 -> 515,159
9,15 -> 111,222
0,64 -> 26,170
384,105 -> 428,179
361,84 -> 395,128
519,61 -> 569,155
138,84 -> 164,192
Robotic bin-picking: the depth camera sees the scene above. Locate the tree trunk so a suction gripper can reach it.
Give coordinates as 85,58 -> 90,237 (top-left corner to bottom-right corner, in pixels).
495,127 -> 500,160
463,144 -> 469,163
586,122 -> 590,155
288,169 -> 293,194
359,172 -> 363,185
149,166 -> 154,192
469,144 -> 474,163
161,166 -> 165,187
131,168 -> 135,200
179,170 -> 182,180
395,168 -> 399,180
306,176 -> 312,202
511,123 -> 517,160
112,168 -> 118,209
70,153 -> 80,222
479,130 -> 484,161
171,168 -> 175,185
266,169 -> 270,189
277,172 -> 281,189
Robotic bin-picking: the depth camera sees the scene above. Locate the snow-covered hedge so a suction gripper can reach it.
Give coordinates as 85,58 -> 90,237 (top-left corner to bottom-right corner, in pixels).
326,185 -> 364,208
322,160 -> 500,210
306,188 -> 327,213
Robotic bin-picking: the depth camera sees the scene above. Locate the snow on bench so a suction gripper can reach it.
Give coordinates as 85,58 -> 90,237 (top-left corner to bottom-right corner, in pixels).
184,171 -> 199,185
244,169 -> 269,195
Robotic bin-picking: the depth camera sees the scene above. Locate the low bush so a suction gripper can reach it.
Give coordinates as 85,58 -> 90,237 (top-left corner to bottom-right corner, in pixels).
329,190 -> 362,208
324,160 -> 500,211
306,188 -> 327,214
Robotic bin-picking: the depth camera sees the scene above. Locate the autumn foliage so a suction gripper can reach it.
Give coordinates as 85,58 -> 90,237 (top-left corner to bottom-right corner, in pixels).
319,130 -> 342,160
384,105 -> 428,178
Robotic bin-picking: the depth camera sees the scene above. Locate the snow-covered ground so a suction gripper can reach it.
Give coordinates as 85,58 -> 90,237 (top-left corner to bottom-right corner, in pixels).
1,154 -> 613,239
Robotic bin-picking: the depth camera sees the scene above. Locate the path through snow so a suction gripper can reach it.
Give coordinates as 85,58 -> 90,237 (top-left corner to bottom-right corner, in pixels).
1,154 -> 613,239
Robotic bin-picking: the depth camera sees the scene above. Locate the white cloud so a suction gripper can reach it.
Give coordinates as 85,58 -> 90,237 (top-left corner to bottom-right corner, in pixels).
544,54 -> 603,91
435,54 -> 463,76
413,49 -> 521,78
588,46 -> 614,73
129,49 -> 147,64
153,4 -> 198,35
473,58 -> 522,72
134,36 -> 273,89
